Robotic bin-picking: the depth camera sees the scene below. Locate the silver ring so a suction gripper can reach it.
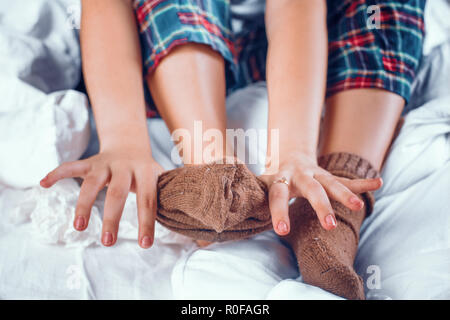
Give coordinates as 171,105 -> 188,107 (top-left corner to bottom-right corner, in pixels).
272,177 -> 289,186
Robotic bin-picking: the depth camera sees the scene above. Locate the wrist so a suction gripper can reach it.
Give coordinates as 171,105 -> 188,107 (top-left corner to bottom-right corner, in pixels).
264,148 -> 317,175
99,125 -> 152,152
267,120 -> 321,167
278,144 -> 317,162
281,150 -> 317,165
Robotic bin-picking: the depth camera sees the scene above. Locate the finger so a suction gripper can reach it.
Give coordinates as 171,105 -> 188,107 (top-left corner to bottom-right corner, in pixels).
336,176 -> 383,194
135,175 -> 157,249
40,161 -> 90,188
315,174 -> 364,211
268,179 -> 291,236
73,170 -> 110,231
101,170 -> 132,247
296,174 -> 336,230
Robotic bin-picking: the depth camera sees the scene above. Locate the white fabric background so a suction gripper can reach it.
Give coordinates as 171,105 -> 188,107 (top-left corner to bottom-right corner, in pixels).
0,0 -> 448,299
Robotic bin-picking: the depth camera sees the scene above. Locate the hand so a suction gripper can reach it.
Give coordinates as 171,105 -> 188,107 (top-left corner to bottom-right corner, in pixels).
40,144 -> 163,248
259,153 -> 382,235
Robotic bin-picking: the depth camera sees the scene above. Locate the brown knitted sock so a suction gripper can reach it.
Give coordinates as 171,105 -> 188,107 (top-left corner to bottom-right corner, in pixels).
157,158 -> 272,242
283,152 -> 379,300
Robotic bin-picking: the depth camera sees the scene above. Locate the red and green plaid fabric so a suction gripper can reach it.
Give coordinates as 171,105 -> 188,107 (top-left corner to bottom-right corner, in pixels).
326,0 -> 425,100
134,0 -> 237,78
134,0 -> 425,118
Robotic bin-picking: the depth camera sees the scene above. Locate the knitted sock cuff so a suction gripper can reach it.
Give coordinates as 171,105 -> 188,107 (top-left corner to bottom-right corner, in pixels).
318,152 -> 380,215
318,152 -> 379,180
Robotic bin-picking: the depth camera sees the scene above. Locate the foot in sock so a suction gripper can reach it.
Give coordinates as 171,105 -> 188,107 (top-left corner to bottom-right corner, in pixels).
157,158 -> 272,242
283,152 -> 379,300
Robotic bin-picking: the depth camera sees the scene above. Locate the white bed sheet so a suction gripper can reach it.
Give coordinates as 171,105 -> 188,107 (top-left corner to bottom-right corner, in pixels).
171,94 -> 450,300
0,0 -> 449,300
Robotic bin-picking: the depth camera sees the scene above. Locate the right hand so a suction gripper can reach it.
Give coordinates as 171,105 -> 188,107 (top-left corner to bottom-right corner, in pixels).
40,144 -> 163,249
259,152 -> 382,235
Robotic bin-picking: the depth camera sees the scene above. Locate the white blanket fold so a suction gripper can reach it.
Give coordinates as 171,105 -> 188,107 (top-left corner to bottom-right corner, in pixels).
0,0 -> 89,188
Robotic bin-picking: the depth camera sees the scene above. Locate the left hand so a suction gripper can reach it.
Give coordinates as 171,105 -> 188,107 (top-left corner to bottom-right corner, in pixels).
259,153 -> 383,235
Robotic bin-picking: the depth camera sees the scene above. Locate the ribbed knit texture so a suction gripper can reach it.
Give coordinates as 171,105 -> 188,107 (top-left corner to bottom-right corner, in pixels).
283,152 -> 379,300
157,153 -> 379,299
156,159 -> 272,242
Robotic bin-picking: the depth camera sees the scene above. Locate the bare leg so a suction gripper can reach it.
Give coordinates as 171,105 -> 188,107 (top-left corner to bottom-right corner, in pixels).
320,89 -> 404,169
147,43 -> 228,247
147,43 -> 229,166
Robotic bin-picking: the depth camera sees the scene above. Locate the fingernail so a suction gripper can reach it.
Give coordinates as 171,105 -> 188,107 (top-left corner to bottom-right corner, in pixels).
325,214 -> 337,228
277,221 -> 288,234
350,196 -> 364,207
102,232 -> 113,246
74,216 -> 85,230
141,236 -> 152,248
350,196 -> 359,204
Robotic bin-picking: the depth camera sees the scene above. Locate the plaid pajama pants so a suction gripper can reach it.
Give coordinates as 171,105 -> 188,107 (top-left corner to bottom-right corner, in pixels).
134,0 -> 425,118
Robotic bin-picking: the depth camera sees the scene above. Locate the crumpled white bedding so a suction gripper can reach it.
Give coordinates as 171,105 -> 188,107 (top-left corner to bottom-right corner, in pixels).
0,0 -> 88,188
0,0 -> 449,300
